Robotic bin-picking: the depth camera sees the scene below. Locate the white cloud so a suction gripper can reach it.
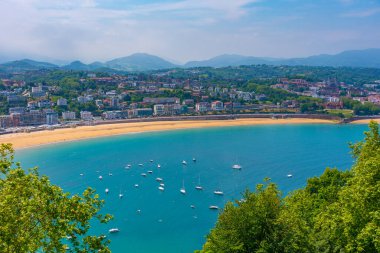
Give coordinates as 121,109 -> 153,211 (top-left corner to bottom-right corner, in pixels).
0,0 -> 379,63
341,8 -> 380,17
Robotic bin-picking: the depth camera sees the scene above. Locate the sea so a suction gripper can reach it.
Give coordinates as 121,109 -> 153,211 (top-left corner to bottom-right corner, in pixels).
15,124 -> 369,253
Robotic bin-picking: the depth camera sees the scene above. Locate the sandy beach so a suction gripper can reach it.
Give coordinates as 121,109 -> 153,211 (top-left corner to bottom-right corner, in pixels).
349,118 -> 380,124
0,118 -> 338,150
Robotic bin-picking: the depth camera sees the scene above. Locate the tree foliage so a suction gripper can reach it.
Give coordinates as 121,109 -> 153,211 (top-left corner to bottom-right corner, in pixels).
198,121 -> 380,253
0,144 -> 112,253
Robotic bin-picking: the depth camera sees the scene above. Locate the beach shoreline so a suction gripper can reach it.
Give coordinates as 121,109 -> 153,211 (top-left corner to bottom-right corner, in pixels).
0,118 -> 345,150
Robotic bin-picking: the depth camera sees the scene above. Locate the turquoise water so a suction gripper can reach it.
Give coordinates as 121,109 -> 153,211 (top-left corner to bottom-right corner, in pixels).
16,124 -> 368,253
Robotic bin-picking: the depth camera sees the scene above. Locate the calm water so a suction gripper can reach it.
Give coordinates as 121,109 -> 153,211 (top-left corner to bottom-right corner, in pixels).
16,124 -> 368,253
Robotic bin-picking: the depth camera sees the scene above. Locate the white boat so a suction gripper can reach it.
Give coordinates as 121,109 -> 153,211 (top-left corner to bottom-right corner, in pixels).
105,188 -> 109,194
156,177 -> 163,182
232,164 -> 242,170
182,160 -> 187,165
214,190 -> 224,195
138,163 -> 143,167
190,205 -> 195,209
108,228 -> 120,233
180,180 -> 186,194
157,164 -> 161,168
108,172 -> 113,176
160,183 -> 165,187
195,175 -> 203,190
147,170 -> 153,174
99,175 -> 103,180
158,186 -> 165,191
126,164 -> 131,168
209,205 -> 219,210
150,159 -> 154,162
79,173 -> 84,176
134,184 -> 139,188
141,173 -> 147,177
192,158 -> 196,162
287,174 -> 293,178
119,193 -> 123,198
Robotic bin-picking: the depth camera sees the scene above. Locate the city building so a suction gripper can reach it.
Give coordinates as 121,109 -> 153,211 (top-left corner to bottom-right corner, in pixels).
46,111 -> 59,125
57,98 -> 68,106
143,97 -> 180,104
19,110 -> 45,126
80,111 -> 93,121
195,102 -> 210,112
211,101 -> 224,111
9,107 -> 26,114
0,115 -> 13,128
153,104 -> 165,116
110,97 -> 120,108
38,100 -> 52,108
62,111 -> 76,120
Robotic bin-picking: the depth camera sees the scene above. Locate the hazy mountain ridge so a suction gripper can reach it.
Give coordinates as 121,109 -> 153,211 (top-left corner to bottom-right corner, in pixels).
1,49 -> 380,72
105,53 -> 177,71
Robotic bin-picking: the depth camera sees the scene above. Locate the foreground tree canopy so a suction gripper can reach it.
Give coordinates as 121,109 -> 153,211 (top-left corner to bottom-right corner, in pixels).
198,121 -> 380,253
0,144 -> 112,252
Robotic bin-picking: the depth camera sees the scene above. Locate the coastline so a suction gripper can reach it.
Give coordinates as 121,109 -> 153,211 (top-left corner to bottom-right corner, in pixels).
0,118 -> 337,150
349,119 -> 380,124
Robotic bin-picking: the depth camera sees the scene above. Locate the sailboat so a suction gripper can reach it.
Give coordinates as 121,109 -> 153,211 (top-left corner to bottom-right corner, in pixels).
232,164 -> 242,170
109,228 -> 120,233
213,190 -> 224,195
180,180 -> 186,194
195,175 -> 203,190
182,160 -> 187,165
118,189 -> 123,198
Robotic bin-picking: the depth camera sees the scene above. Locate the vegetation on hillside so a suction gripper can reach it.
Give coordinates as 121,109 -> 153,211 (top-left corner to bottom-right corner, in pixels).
197,121 -> 380,253
0,144 -> 112,252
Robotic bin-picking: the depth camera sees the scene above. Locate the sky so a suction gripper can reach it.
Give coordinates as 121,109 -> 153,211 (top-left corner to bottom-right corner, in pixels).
0,0 -> 380,64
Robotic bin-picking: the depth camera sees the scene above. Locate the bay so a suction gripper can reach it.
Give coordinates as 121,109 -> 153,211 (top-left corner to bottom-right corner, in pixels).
15,124 -> 368,253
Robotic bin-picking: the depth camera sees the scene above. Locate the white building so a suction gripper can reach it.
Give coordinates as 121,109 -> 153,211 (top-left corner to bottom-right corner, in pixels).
62,111 -> 76,120
153,104 -> 166,116
31,86 -> 43,93
46,111 -> 58,125
57,98 -> 67,106
195,102 -> 210,112
80,111 -> 93,121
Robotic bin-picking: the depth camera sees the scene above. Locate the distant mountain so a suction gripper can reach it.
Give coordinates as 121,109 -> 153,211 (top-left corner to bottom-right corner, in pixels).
185,54 -> 271,68
279,49 -> 380,68
63,61 -> 93,71
184,49 -> 380,69
0,59 -> 58,71
106,53 -> 178,71
1,49 -> 380,73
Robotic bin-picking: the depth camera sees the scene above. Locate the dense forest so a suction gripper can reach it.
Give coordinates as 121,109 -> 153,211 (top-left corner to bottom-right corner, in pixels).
197,121 -> 380,253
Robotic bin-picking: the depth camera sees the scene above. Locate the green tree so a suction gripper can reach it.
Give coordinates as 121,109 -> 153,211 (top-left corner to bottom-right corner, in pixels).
198,180 -> 283,253
0,144 -> 112,253
315,121 -> 380,252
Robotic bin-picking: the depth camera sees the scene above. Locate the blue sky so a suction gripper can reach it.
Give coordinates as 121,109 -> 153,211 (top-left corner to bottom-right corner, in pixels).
0,0 -> 379,63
